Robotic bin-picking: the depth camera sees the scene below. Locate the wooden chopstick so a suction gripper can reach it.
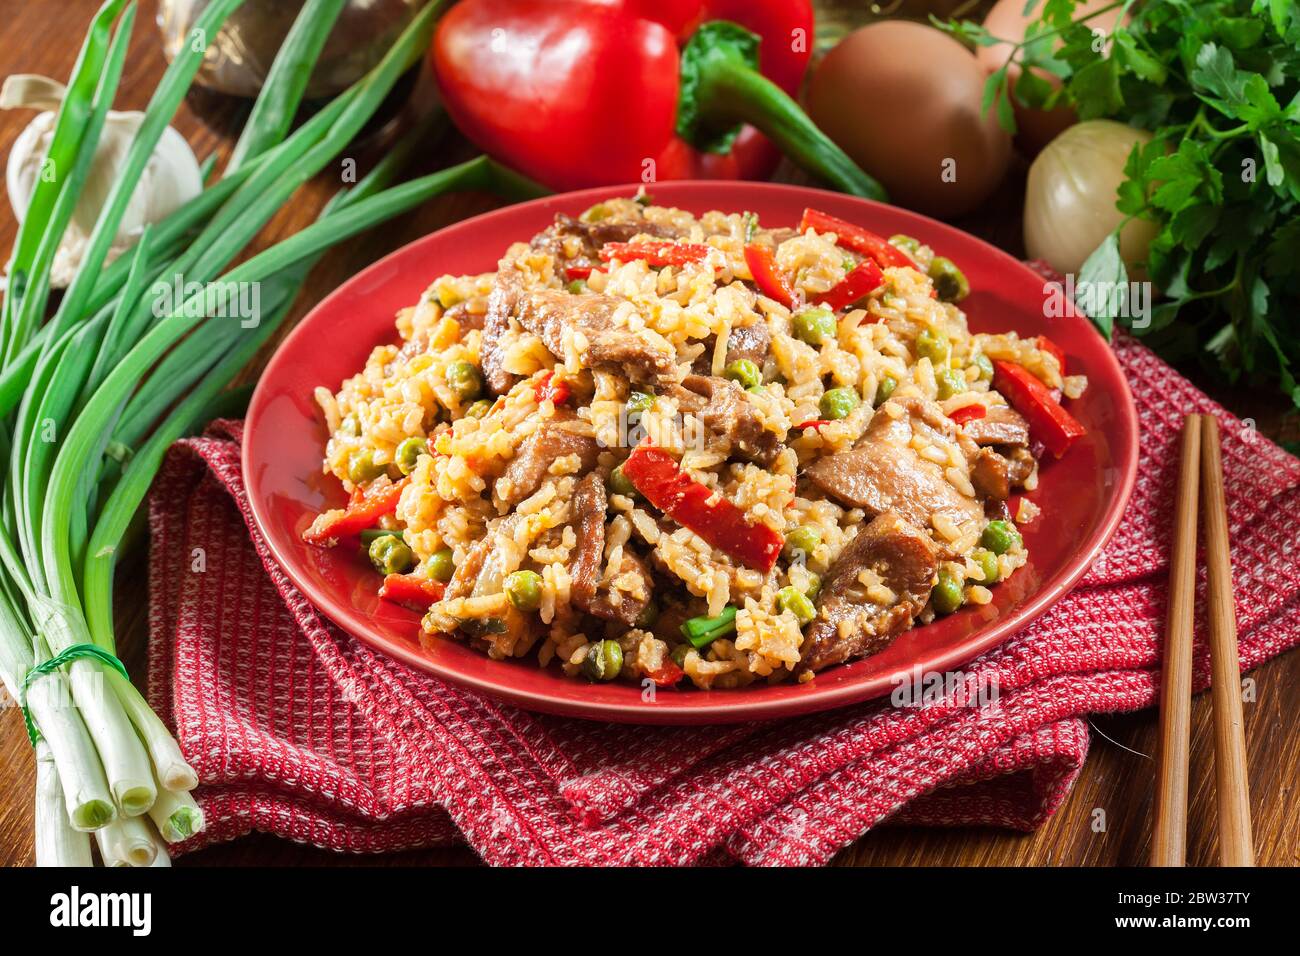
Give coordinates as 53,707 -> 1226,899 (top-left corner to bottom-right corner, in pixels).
1199,413 -> 1255,867
1150,415 -> 1201,866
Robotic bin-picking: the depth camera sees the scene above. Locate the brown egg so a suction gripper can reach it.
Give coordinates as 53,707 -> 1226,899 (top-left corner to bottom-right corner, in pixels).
807,21 -> 1012,219
977,0 -> 1126,155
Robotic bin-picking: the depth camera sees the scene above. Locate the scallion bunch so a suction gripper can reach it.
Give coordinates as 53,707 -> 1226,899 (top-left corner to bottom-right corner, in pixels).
0,0 -> 544,866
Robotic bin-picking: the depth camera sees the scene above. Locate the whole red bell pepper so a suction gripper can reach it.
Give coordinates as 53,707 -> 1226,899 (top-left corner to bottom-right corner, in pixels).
622,444 -> 783,573
431,1 -> 885,198
992,360 -> 1086,459
304,476 -> 410,546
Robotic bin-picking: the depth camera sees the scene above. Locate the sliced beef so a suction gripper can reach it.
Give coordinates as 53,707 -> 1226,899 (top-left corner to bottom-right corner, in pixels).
515,290 -> 681,386
689,321 -> 771,375
1006,446 -> 1035,485
805,399 -> 983,533
970,447 -> 1011,501
441,514 -> 536,646
443,300 -> 484,333
569,472 -> 652,625
530,213 -> 672,277
666,374 -> 783,466
480,256 -> 525,394
495,412 -> 600,509
963,404 -> 1030,446
796,512 -> 938,674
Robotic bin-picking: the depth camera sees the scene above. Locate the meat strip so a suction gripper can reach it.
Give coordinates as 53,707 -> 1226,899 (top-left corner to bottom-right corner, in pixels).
531,213 -> 673,277
666,374 -> 783,466
495,411 -> 600,509
805,398 -> 983,533
796,512 -> 938,674
515,290 -> 681,386
569,472 -> 652,625
963,404 -> 1030,446
689,321 -> 771,375
480,256 -> 525,395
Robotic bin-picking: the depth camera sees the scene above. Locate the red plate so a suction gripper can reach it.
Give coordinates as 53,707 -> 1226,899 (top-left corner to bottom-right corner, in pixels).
243,181 -> 1138,724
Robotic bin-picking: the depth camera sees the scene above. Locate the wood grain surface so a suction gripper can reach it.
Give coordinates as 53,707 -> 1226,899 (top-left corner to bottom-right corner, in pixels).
1,1 -> 1296,868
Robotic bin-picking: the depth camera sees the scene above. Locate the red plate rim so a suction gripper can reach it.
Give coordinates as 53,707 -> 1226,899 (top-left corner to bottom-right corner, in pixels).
243,180 -> 1139,724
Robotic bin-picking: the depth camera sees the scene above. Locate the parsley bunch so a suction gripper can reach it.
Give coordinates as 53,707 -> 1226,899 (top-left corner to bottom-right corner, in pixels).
947,1 -> 1300,405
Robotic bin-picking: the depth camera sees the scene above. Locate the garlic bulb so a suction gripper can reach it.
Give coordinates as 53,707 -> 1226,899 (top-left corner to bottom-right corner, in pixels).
1023,120 -> 1159,276
2,74 -> 203,288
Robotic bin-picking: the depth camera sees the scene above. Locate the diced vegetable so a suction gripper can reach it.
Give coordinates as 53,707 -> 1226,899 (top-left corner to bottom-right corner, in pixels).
369,534 -> 415,574
599,240 -> 710,269
304,476 -> 410,545
643,656 -> 684,687
743,243 -> 794,308
915,328 -> 950,364
446,360 -> 483,402
724,359 -> 762,389
792,307 -> 837,345
935,367 -> 965,401
379,572 -> 446,608
814,257 -> 884,312
931,568 -> 964,614
819,386 -> 860,420
949,404 -> 987,426
428,547 -> 455,583
346,448 -> 387,484
533,370 -> 570,405
783,525 -> 821,560
582,640 -> 624,681
980,519 -> 1022,555
992,360 -> 1086,458
777,586 -> 816,626
974,548 -> 1000,585
799,208 -> 915,269
874,375 -> 897,406
792,418 -> 831,431
680,606 -> 738,650
504,569 -> 543,612
927,256 -> 969,302
621,445 -> 784,573
395,436 -> 424,474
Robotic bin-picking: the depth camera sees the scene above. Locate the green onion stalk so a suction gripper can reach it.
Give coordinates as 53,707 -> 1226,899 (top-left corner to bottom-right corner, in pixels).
0,0 -> 545,866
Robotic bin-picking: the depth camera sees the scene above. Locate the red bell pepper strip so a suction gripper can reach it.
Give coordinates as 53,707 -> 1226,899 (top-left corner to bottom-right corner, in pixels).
599,240 -> 712,269
792,419 -> 831,431
815,258 -> 885,312
992,360 -> 1086,459
564,265 -> 593,281
1036,335 -> 1067,376
948,404 -> 987,426
379,573 -> 446,609
622,445 -> 784,573
304,477 -> 410,546
533,370 -> 571,406
743,243 -> 794,308
430,2 -> 886,199
644,657 -> 685,687
799,208 -> 915,269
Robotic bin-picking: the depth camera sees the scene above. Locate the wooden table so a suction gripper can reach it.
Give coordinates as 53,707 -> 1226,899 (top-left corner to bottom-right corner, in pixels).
1,1 -> 1296,868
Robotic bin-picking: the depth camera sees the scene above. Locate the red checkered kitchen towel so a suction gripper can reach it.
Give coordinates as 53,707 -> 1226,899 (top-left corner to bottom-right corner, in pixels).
146,333 -> 1300,866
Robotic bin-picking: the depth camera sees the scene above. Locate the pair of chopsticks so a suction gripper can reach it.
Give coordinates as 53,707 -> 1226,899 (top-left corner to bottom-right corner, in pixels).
1150,414 -> 1254,867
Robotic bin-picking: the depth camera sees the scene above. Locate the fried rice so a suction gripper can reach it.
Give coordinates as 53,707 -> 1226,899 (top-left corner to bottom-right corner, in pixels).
305,196 -> 1087,690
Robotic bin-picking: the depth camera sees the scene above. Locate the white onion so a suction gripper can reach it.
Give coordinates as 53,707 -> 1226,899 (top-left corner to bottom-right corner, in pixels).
1024,119 -> 1158,275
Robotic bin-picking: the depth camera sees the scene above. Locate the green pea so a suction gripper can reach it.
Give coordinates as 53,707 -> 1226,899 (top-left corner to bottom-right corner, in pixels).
777,586 -> 816,626
608,464 -> 637,498
670,643 -> 691,668
792,307 -> 837,346
504,570 -> 543,612
445,361 -> 482,402
783,525 -> 822,562
980,519 -> 1022,556
340,414 -> 362,438
464,399 -> 492,419
359,529 -> 396,546
915,328 -> 950,365
582,639 -> 624,681
626,390 -> 655,414
346,449 -> 386,484
936,367 -> 966,401
931,569 -> 964,615
803,572 -> 822,600
974,548 -> 1000,585
972,353 -> 994,382
889,234 -> 921,258
819,386 -> 860,421
395,436 -> 424,475
566,279 -> 587,294
368,535 -> 414,575
428,547 -> 455,583
929,256 -> 970,302
874,374 -> 897,407
634,601 -> 659,629
724,359 -> 762,389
